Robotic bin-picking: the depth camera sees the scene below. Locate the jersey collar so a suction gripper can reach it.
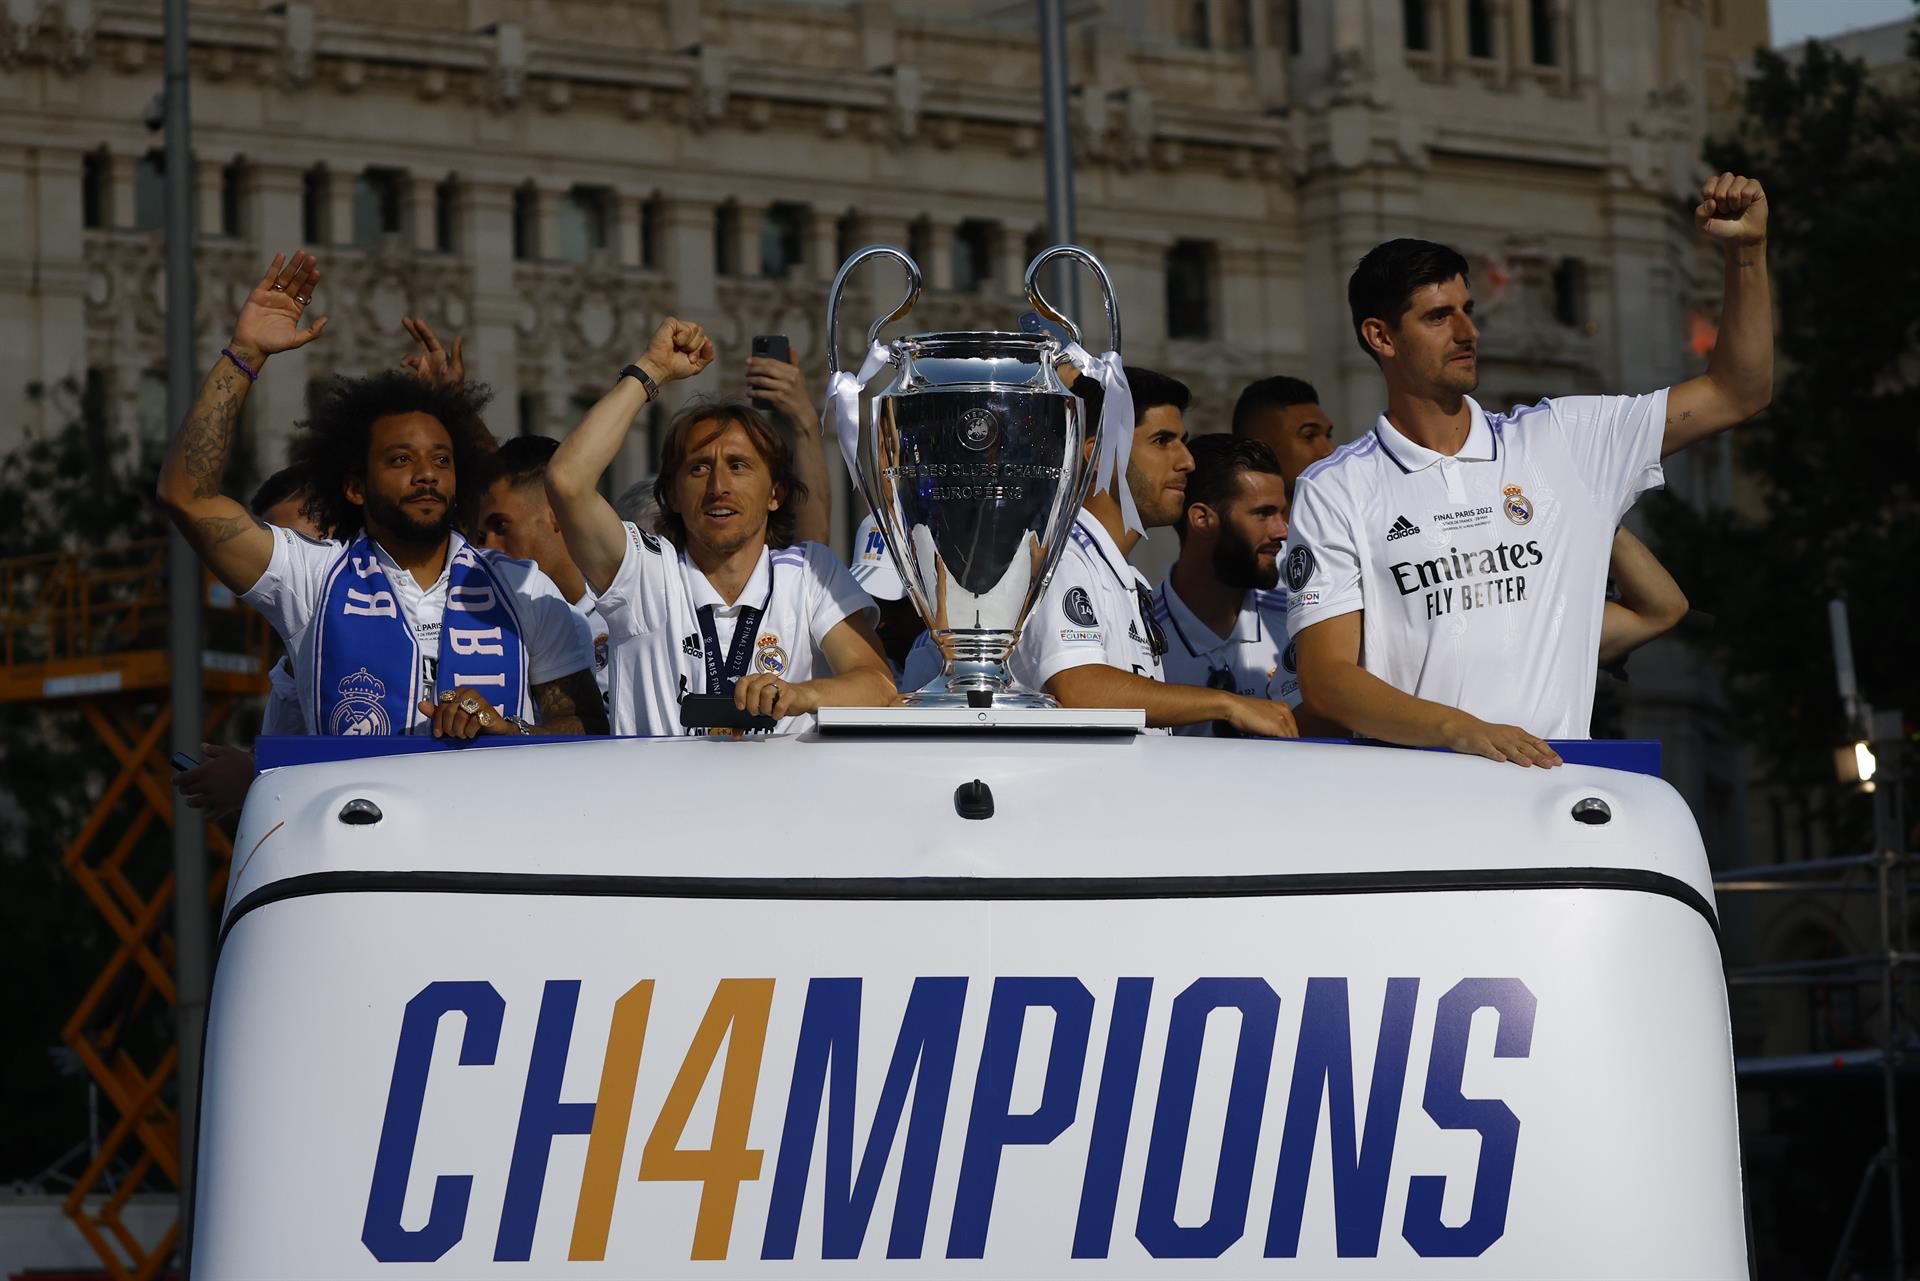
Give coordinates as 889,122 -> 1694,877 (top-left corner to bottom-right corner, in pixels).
369,530 -> 463,595
1157,572 -> 1261,655
1373,395 -> 1498,473
686,545 -> 772,614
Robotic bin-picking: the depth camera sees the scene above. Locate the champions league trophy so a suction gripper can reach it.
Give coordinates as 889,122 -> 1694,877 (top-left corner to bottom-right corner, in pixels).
825,244 -> 1122,708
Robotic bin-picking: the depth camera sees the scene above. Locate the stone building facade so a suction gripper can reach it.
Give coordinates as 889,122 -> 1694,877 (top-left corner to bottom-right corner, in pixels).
1,0 -> 1765,844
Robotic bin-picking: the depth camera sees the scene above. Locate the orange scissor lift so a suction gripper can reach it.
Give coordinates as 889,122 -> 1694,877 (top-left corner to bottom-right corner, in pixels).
1,539 -> 273,1281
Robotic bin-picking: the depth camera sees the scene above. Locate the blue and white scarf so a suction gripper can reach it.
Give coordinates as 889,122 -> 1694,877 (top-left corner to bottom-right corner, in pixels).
312,534 -> 527,736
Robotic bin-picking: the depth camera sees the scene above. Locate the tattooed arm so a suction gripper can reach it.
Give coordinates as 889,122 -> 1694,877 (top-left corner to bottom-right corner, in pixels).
531,669 -> 609,736
155,251 -> 330,593
1663,173 -> 1773,456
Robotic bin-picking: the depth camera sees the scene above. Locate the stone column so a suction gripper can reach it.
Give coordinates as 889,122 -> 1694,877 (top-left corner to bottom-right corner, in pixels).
1491,0 -> 1514,86
654,196 -> 718,423
197,154 -> 226,239
730,200 -> 763,278
1098,234 -> 1167,358
458,176 -> 524,430
0,146 -> 40,449
409,173 -> 439,253
534,182 -> 564,263
327,165 -> 356,248
617,191 -> 647,269
1216,241 -> 1272,359
107,148 -> 138,231
807,205 -> 841,284
247,162 -> 315,465
923,219 -> 955,292
35,146 -> 86,436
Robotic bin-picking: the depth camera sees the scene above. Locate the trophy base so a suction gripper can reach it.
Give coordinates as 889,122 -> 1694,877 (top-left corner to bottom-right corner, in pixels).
901,657 -> 1057,709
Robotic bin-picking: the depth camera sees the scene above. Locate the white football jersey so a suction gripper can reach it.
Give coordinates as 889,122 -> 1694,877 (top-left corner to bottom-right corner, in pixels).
594,522 -> 876,736
241,526 -> 592,733
1011,512 -> 1164,691
260,654 -> 306,736
1151,574 -> 1298,738
570,587 -> 612,707
1283,392 -> 1666,739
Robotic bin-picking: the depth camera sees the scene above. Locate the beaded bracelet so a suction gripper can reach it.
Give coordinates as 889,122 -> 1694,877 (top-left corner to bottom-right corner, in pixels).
221,346 -> 260,382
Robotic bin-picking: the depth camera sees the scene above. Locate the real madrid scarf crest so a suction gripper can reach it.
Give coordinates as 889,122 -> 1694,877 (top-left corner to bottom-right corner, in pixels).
312,535 -> 527,735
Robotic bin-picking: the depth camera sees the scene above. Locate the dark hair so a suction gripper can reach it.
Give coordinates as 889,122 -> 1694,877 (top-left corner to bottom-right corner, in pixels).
1347,238 -> 1471,361
480,434 -> 559,494
288,370 -> 496,543
652,398 -> 809,550
1123,366 -> 1191,424
1174,434 -> 1284,539
1231,376 -> 1321,435
249,464 -> 309,518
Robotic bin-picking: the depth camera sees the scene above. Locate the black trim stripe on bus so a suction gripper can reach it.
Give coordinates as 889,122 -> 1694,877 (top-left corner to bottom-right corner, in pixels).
219,865 -> 1718,946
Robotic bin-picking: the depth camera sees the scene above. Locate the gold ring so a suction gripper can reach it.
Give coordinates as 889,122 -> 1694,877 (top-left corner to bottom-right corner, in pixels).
295,293 -> 311,305
458,696 -> 480,715
439,690 -> 456,704
476,710 -> 493,727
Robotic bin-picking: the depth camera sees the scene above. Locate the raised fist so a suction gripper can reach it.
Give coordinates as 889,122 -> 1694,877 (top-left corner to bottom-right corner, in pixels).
1695,172 -> 1767,248
636,317 -> 716,386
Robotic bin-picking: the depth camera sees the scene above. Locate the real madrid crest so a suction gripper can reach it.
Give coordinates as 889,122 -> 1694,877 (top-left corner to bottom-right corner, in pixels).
1502,484 -> 1534,526
755,634 -> 789,676
330,666 -> 391,736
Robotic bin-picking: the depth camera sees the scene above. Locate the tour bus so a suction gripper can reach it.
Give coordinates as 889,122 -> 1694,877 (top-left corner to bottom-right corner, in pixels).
191,720 -> 1745,1278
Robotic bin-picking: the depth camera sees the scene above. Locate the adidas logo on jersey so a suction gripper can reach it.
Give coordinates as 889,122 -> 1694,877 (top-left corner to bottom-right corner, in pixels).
1386,514 -> 1421,541
681,634 -> 701,657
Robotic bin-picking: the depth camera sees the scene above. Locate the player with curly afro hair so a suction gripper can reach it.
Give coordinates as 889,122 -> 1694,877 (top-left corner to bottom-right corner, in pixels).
288,370 -> 498,545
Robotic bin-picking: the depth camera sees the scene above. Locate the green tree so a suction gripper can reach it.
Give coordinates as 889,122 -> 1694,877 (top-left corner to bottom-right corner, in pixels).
1647,33 -> 1919,803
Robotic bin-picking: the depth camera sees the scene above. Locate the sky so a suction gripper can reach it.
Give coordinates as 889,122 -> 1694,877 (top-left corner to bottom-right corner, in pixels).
1769,0 -> 1915,46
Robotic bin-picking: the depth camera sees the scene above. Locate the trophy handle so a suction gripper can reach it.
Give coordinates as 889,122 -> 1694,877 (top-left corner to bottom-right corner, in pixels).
826,244 -> 923,374
1023,244 -> 1122,354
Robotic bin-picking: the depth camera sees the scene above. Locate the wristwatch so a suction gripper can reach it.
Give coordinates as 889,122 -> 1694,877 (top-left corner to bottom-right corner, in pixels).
502,714 -> 535,736
619,363 -> 660,402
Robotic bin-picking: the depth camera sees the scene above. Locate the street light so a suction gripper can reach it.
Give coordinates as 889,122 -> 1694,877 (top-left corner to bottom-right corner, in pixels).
1835,738 -> 1878,790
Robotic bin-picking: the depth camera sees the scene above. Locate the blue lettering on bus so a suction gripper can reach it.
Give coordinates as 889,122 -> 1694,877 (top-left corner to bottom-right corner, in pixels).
363,980 -> 505,1263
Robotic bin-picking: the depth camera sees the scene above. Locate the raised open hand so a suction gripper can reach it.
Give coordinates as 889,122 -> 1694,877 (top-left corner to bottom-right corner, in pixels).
231,252 -> 328,361
636,317 -> 716,386
400,315 -> 466,387
1695,172 -> 1767,248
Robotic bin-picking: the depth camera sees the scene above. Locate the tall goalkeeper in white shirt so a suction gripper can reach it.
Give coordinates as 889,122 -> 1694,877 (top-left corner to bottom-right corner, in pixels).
1286,172 -> 1773,765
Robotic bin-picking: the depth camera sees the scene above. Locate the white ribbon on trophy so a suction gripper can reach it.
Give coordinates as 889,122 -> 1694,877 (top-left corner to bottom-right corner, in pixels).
1060,342 -> 1141,535
826,340 -> 892,484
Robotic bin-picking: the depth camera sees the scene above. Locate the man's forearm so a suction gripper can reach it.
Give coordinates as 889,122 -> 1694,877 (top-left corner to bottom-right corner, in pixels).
788,419 -> 833,545
549,377 -> 649,505
157,346 -> 259,514
1300,659 -> 1464,749
1707,243 -> 1773,415
801,667 -> 895,709
1047,663 -> 1234,728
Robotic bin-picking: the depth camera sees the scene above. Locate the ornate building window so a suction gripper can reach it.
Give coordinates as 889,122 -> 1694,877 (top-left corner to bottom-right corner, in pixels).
1166,240 -> 1215,341
512,183 -> 536,261
352,168 -> 404,249
715,201 -> 740,276
1403,0 -> 1430,51
1552,256 -> 1586,327
1466,0 -> 1494,59
953,219 -> 994,293
641,196 -> 663,270
557,185 -> 612,263
134,150 -> 166,231
220,160 -> 245,238
760,202 -> 807,278
1530,0 -> 1559,66
301,166 -> 324,244
81,148 -> 107,229
433,178 -> 457,253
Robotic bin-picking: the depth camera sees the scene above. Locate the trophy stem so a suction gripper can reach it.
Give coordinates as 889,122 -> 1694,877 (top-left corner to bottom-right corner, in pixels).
903,631 -> 1059,708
